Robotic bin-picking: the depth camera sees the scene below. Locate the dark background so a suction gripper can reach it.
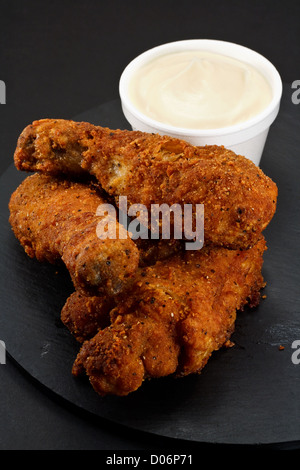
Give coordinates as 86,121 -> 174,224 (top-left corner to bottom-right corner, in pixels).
0,0 -> 299,451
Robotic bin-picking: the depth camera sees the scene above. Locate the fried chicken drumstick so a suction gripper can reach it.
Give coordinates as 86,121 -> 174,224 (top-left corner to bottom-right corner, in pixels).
61,238 -> 183,343
9,173 -> 140,297
14,118 -> 277,249
71,237 -> 266,396
61,291 -> 114,343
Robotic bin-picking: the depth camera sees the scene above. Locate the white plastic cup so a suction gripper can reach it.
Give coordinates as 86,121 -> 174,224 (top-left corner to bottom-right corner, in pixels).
119,40 -> 282,166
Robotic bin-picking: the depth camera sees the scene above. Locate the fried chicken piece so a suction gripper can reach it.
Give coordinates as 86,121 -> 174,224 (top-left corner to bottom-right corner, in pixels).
61,239 -> 183,343
135,238 -> 183,268
72,237 -> 266,396
61,292 -> 114,343
8,173 -> 139,297
14,119 -> 277,249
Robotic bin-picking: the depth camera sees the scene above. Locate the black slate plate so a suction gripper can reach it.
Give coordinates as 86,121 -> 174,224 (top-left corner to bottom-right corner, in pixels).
0,86 -> 299,447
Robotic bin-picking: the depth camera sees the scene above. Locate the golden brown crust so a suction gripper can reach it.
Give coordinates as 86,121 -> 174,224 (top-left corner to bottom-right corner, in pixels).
61,292 -> 114,343
8,173 -> 140,297
72,238 -> 266,396
61,239 -> 183,343
14,119 -> 278,250
10,118 -> 275,398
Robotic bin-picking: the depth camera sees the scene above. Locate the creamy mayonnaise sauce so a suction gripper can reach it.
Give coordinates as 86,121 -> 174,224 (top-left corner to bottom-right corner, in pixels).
128,50 -> 273,129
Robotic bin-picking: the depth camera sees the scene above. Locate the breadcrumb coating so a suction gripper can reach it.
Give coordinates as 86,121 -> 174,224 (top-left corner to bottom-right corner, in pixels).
14,118 -> 278,249
8,173 -> 139,297
71,238 -> 266,396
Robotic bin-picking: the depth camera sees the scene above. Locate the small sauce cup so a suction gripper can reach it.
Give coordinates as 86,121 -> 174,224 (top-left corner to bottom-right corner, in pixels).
119,39 -> 282,166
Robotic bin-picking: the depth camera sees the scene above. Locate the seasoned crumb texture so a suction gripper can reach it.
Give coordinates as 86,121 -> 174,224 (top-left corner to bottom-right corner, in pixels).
61,292 -> 114,343
8,173 -> 139,297
11,118 -> 276,398
14,118 -> 278,249
71,238 -> 266,396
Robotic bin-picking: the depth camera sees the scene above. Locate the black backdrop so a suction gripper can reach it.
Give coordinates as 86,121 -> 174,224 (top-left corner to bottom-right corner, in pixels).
0,0 -> 299,452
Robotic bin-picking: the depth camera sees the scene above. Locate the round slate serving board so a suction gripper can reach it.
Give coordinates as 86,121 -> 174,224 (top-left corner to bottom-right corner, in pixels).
0,87 -> 299,446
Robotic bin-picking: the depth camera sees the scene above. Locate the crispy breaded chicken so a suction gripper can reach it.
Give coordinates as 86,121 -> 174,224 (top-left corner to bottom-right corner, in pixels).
14,119 -> 278,250
72,237 -> 266,396
61,239 -> 183,343
8,173 -> 139,297
61,292 -> 114,343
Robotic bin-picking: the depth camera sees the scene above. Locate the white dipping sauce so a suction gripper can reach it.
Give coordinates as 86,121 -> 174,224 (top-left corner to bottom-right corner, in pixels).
128,50 -> 273,130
